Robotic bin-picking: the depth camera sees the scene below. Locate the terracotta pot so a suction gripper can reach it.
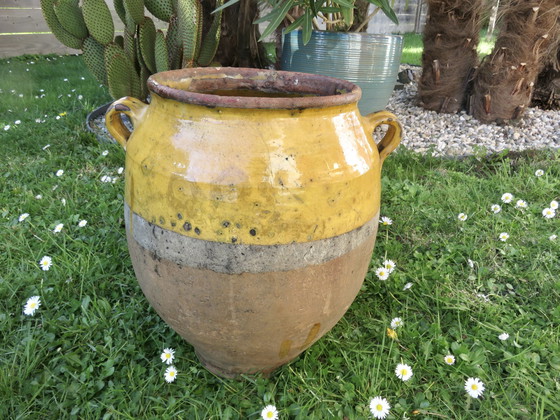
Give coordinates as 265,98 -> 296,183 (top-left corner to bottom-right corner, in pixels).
105,67 -> 402,378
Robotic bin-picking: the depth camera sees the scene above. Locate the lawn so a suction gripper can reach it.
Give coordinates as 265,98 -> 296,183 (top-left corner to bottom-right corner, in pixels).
1,50 -> 559,419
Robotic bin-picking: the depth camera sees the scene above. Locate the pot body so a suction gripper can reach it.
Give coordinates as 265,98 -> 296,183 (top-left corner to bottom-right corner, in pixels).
105,67 -> 401,377
281,31 -> 404,114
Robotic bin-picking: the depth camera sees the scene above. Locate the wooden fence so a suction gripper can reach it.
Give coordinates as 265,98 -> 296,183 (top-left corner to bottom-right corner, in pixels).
0,0 -> 427,59
0,0 -> 164,58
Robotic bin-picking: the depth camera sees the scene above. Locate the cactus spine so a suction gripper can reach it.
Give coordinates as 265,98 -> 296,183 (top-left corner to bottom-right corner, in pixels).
41,0 -> 224,100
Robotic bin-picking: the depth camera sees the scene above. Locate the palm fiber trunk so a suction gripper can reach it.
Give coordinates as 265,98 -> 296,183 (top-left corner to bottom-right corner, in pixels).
418,0 -> 484,113
470,0 -> 560,123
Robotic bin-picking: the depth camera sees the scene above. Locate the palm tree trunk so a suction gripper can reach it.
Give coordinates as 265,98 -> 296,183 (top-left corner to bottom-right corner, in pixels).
417,0 -> 484,113
531,47 -> 560,110
470,0 -> 560,123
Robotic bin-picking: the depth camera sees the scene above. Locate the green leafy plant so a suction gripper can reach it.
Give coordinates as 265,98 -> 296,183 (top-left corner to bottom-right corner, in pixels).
41,0 -> 223,100
217,0 -> 398,45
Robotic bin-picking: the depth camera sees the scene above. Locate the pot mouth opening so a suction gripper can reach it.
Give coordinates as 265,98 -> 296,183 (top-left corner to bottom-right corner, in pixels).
147,67 -> 361,109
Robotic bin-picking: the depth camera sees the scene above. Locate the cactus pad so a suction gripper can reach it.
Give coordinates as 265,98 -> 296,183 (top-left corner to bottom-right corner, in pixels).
197,0 -> 223,66
155,30 -> 170,72
82,0 -> 115,45
41,0 -> 84,49
176,0 -> 202,67
53,0 -> 88,39
123,0 -> 145,25
113,0 -> 127,24
105,43 -> 141,99
144,0 -> 173,22
139,17 -> 157,73
82,36 -> 107,85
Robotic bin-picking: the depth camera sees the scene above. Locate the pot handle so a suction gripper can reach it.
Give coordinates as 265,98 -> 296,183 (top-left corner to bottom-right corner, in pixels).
364,111 -> 402,164
105,97 -> 148,150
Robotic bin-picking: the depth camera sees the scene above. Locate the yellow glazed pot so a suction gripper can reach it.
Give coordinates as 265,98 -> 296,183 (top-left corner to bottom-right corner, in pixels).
105,67 -> 402,377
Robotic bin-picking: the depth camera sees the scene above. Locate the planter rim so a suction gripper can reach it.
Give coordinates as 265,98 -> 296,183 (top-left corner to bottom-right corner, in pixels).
147,67 -> 361,110
285,29 -> 404,42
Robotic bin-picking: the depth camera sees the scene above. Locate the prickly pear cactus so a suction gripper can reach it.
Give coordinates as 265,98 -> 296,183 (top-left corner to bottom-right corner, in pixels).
82,0 -> 115,45
41,0 -> 223,100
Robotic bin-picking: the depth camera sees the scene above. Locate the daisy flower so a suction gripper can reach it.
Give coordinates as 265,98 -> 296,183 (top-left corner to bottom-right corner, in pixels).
102,150 -> 109,156
375,267 -> 390,281
501,193 -> 513,203
395,363 -> 413,381
535,169 -> 544,177
464,377 -> 485,398
160,348 -> 175,365
457,213 -> 468,221
164,366 -> 178,383
383,259 -> 396,273
261,405 -> 278,420
19,213 -> 30,222
444,355 -> 455,365
117,167 -> 124,174
498,332 -> 509,341
390,317 -> 403,329
403,282 -> 413,291
490,204 -> 501,214
550,200 -> 558,210
542,208 -> 556,219
53,223 -> 64,234
39,256 -> 52,271
35,194 -> 42,200
78,220 -> 87,227
380,216 -> 393,226
23,296 -> 41,316
56,169 -> 64,177
499,232 -> 509,242
369,396 -> 390,419
515,200 -> 527,209
550,234 -> 557,241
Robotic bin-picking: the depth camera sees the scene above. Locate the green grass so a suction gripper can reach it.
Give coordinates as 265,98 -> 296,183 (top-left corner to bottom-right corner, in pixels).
401,32 -> 496,65
1,53 -> 560,419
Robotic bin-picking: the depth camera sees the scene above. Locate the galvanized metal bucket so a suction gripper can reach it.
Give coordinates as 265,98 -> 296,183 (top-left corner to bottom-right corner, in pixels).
281,30 -> 404,114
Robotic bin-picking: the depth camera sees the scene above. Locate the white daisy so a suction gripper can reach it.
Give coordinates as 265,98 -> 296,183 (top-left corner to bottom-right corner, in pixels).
117,167 -> 124,174
35,194 -> 42,200
383,259 -> 396,273
23,296 -> 41,316
403,282 -> 413,291
464,377 -> 485,398
542,208 -> 556,219
498,332 -> 509,341
375,267 -> 390,281
550,200 -> 558,210
499,232 -> 509,242
261,405 -> 278,420
56,169 -> 64,177
395,363 -> 413,381
19,213 -> 30,222
380,216 -> 393,226
490,204 -> 501,214
53,223 -> 64,234
369,396 -> 390,419
160,348 -> 175,365
164,365 -> 178,383
3,125 -> 10,131
535,169 -> 544,177
61,198 -> 66,206
390,317 -> 403,329
550,234 -> 557,241
457,213 -> 468,221
444,355 -> 455,365
501,193 -> 513,203
515,200 -> 527,209
102,150 -> 109,156
78,220 -> 87,227
39,255 -> 52,271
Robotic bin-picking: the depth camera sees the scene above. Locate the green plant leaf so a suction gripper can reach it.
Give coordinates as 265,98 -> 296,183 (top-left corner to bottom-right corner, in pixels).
302,9 -> 313,45
365,0 -> 399,25
212,0 -> 239,14
283,14 -> 305,34
258,0 -> 294,41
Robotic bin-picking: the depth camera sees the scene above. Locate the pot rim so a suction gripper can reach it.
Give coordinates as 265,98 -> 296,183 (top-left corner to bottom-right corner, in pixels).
147,67 -> 362,109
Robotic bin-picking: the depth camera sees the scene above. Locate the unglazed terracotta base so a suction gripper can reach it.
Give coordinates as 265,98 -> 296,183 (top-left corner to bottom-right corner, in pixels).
126,205 -> 378,377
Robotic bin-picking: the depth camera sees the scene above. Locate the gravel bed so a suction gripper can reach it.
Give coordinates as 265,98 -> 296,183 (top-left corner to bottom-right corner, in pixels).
386,66 -> 560,157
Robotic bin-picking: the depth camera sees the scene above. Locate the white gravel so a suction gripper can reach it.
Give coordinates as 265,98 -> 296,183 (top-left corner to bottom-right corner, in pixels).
386,67 -> 560,157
